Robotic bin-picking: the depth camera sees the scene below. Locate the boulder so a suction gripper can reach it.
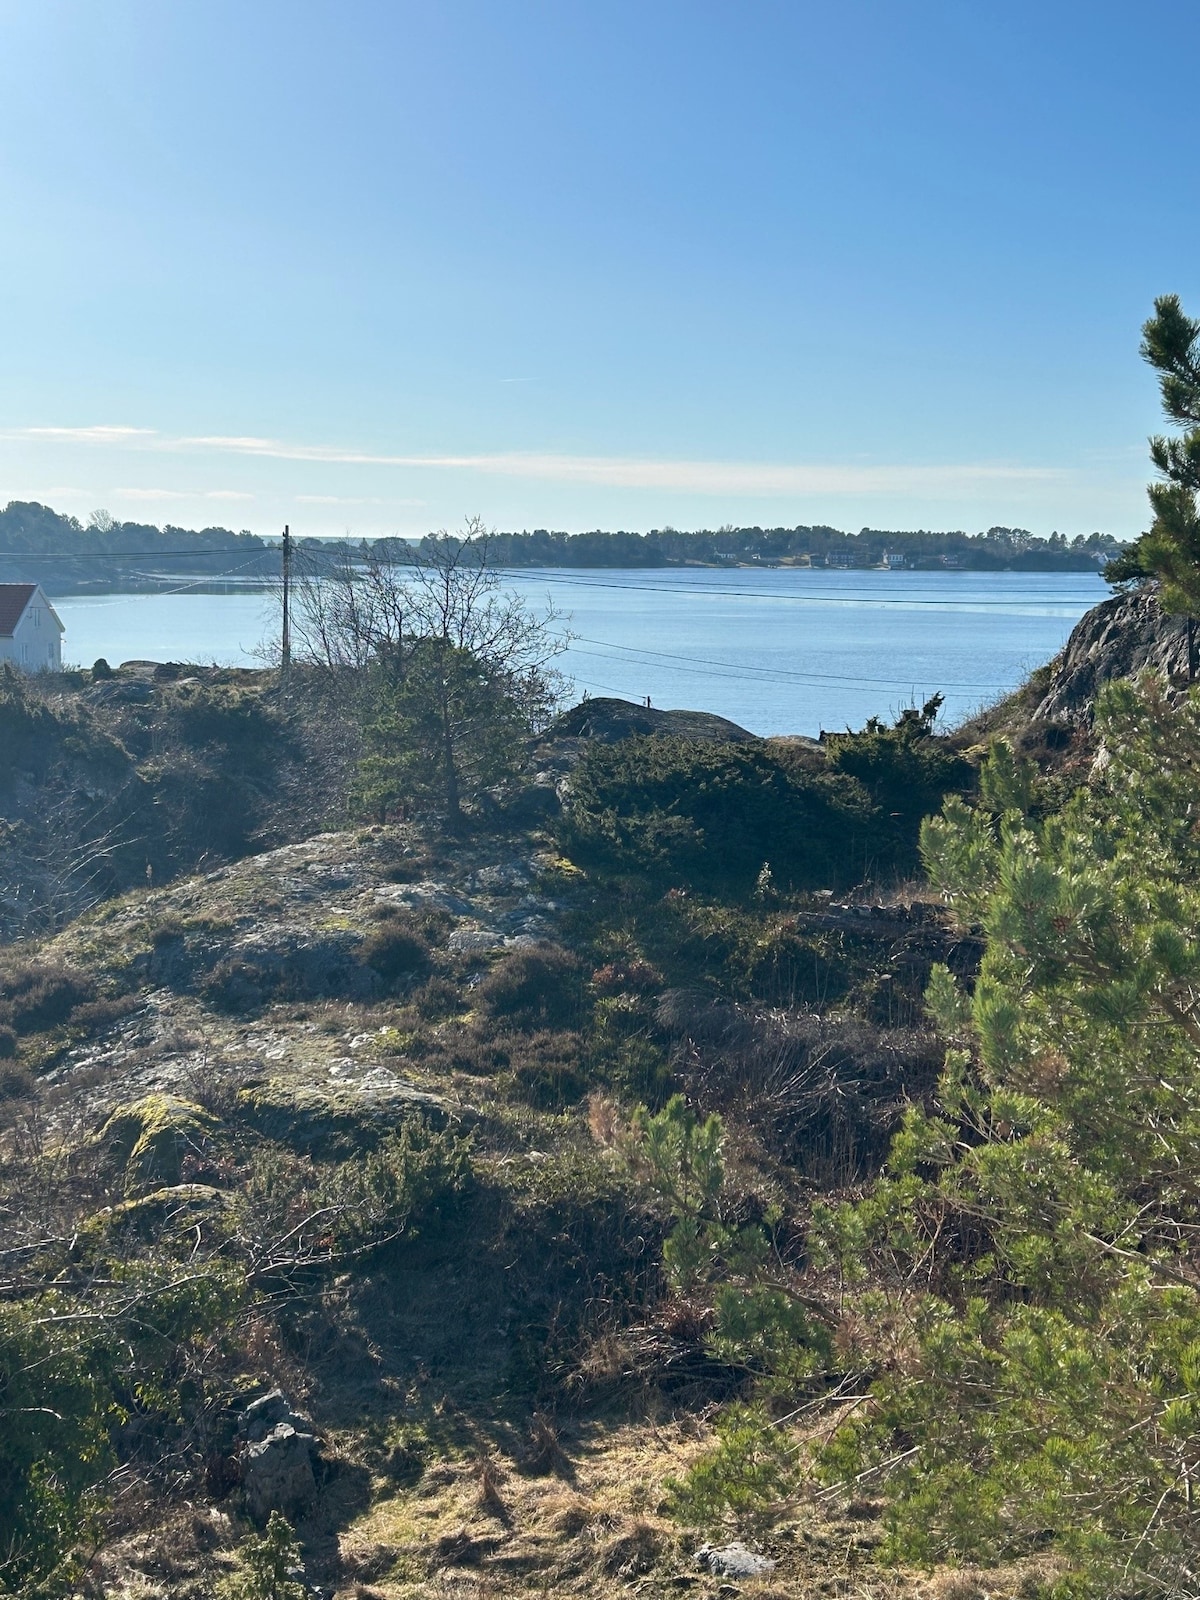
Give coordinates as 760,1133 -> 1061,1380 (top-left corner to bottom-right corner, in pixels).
241,1422 -> 318,1522
82,1183 -> 226,1244
235,1078 -> 447,1156
695,1541 -> 776,1578
204,923 -> 381,1007
238,1392 -> 321,1521
98,1094 -> 218,1192
501,781 -> 562,824
447,927 -> 507,953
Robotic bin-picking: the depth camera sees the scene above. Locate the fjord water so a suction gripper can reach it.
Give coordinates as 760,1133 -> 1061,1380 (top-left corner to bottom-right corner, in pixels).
53,568 -> 1107,736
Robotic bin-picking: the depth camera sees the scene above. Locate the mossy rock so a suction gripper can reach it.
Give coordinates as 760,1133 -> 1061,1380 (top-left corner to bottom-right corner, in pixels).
80,1183 -> 228,1245
98,1094 -> 218,1191
235,1079 -> 448,1156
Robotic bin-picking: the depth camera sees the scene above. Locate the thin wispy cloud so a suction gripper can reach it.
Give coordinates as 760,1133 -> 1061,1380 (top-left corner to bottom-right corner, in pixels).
295,494 -> 388,506
31,425 -> 158,444
115,486 -> 255,502
12,425 -> 1067,497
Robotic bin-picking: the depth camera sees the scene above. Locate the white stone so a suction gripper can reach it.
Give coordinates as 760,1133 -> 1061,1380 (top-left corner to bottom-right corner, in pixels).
695,1542 -> 776,1578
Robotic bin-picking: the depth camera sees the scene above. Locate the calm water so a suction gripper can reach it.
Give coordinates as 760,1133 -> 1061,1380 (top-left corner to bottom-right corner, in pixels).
53,568 -> 1107,736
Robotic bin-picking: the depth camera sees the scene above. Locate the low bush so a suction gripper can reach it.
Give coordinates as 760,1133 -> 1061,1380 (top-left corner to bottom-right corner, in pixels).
591,959 -> 664,995
559,717 -> 974,896
665,1403 -> 799,1532
506,1030 -> 590,1109
218,1512 -> 309,1600
313,1116 -> 472,1252
359,916 -> 431,983
0,1260 -> 246,1597
477,943 -> 585,1031
381,857 -> 424,884
201,957 -> 266,1014
68,994 -> 140,1035
0,667 -> 62,786
0,1060 -> 32,1099
824,695 -> 972,873
588,994 -> 676,1106
491,1147 -> 658,1385
0,961 -> 97,1034
657,992 -> 942,1182
446,1031 -> 511,1075
412,974 -> 463,1020
148,914 -> 187,947
233,1115 -> 471,1261
0,1300 -> 115,1595
558,734 -> 876,895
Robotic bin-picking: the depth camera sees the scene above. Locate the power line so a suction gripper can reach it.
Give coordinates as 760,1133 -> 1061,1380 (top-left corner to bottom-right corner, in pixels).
566,656 -> 923,700
563,646 -> 984,698
52,555 -> 273,607
2,547 -> 1104,604
55,572 -> 1070,694
500,567 -> 1104,608
559,633 -> 1001,691
0,547 -> 274,562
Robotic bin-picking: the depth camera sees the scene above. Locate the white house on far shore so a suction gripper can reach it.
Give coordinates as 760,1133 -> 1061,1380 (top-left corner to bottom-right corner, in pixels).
0,584 -> 64,672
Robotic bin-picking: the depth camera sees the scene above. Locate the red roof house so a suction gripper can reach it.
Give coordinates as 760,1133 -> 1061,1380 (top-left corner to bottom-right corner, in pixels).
0,583 -> 64,672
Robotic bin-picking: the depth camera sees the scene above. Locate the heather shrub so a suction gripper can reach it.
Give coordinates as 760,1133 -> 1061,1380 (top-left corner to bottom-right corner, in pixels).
0,961 -> 96,1033
358,916 -> 431,983
477,943 -> 585,1031
506,1030 -> 589,1109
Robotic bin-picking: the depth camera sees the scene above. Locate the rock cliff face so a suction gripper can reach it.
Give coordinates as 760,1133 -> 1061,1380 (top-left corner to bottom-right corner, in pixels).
1032,586 -> 1195,724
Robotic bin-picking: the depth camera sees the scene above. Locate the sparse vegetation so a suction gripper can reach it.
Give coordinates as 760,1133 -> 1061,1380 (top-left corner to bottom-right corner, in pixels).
217,1513 -> 309,1600
8,536 -> 1197,1600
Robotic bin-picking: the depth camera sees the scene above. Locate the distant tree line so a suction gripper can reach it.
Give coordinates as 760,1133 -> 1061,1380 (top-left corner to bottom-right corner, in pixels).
471,523 -> 1124,570
0,501 -> 275,590
0,499 -> 1126,595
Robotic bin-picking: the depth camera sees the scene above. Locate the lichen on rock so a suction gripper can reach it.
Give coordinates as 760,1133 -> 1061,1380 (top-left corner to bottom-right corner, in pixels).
98,1092 -> 218,1191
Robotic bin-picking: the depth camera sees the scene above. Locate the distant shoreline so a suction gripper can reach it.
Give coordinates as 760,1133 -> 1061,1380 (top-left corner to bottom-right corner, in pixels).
20,555 -> 1112,600
22,566 -> 1112,599
0,500 -> 1124,596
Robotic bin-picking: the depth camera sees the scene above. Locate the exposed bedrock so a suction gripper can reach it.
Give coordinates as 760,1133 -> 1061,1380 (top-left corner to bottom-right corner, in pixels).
1034,585 -> 1195,724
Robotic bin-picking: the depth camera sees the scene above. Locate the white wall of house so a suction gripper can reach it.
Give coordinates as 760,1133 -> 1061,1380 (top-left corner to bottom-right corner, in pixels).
0,589 -> 64,672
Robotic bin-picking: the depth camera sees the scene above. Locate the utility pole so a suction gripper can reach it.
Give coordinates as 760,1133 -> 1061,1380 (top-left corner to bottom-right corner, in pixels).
280,523 -> 292,684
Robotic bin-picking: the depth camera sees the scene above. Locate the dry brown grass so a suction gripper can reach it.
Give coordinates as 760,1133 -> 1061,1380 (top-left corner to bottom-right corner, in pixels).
325,1416 -> 1061,1600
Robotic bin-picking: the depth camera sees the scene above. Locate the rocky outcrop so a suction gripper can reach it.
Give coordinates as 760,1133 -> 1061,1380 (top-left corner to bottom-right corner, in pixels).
547,696 -> 757,744
1032,586 -> 1195,724
236,1077 -> 448,1155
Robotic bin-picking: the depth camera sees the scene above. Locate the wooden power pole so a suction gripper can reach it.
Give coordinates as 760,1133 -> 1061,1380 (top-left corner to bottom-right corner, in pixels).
280,524 -> 292,682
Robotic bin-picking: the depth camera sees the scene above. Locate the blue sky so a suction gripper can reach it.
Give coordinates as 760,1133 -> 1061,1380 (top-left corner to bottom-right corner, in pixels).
1,0 -> 1197,539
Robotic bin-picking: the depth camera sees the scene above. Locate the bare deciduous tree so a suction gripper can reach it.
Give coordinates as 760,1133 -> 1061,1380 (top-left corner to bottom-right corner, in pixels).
283,519 -> 569,819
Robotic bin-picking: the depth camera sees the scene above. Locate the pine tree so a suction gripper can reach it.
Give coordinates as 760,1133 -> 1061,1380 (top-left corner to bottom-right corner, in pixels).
816,679 -> 1200,1591
1108,295 -> 1200,619
218,1512 -> 309,1600
356,638 -> 534,821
